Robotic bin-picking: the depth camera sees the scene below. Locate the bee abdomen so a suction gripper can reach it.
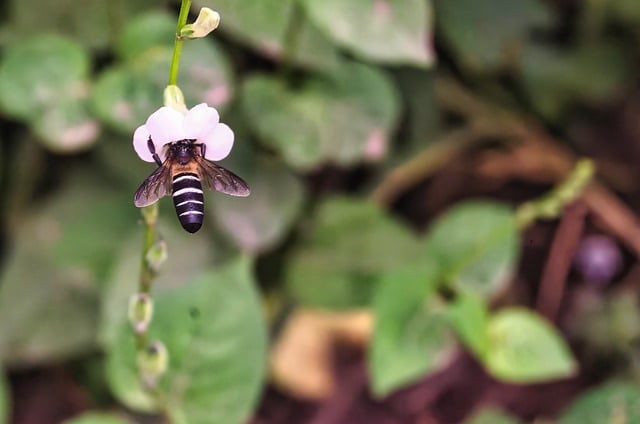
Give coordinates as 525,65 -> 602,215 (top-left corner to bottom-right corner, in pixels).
172,172 -> 204,233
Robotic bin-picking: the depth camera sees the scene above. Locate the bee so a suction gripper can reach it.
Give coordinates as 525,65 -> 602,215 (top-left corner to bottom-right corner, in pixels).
134,137 -> 250,233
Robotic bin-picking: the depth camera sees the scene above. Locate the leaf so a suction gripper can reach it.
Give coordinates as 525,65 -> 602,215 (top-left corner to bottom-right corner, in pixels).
446,293 -> 490,359
3,0 -> 162,49
520,41 -> 631,120
301,0 -> 434,66
434,0 -> 553,72
93,40 -> 233,134
99,218 -> 232,348
484,308 -> 577,383
242,61 -> 400,170
369,260 -> 456,397
116,11 -> 176,60
286,197 -> 420,309
0,371 -> 8,424
0,174 -> 137,365
210,158 -> 306,254
558,381 -> 640,424
194,0 -> 341,71
425,201 -> 519,299
0,35 -> 98,151
63,413 -> 131,424
106,257 -> 267,424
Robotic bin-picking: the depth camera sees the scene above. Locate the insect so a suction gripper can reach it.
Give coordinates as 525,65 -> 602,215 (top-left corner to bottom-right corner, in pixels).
134,138 -> 250,233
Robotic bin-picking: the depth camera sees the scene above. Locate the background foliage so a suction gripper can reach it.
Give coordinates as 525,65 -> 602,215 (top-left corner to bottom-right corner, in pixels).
0,0 -> 639,423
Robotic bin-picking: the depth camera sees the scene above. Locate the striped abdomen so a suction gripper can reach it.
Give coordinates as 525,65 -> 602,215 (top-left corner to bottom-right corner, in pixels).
172,172 -> 204,233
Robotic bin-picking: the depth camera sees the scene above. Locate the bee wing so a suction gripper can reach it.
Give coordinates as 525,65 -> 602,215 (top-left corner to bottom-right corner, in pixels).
134,163 -> 173,207
196,156 -> 250,197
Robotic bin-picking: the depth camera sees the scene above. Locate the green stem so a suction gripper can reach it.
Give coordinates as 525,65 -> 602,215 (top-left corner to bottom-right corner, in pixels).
168,0 -> 193,86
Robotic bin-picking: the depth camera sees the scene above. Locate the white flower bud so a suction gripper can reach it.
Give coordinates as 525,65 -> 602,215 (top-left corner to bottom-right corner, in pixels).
179,7 -> 220,40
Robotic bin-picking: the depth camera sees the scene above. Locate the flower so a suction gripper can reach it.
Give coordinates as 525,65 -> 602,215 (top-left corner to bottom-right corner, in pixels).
133,103 -> 234,163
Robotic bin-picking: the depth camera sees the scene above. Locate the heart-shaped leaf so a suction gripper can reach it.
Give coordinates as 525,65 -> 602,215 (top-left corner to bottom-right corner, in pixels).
369,259 -> 455,397
242,61 -> 399,170
425,201 -> 519,299
301,0 -> 435,66
63,413 -> 130,424
558,381 -> 640,424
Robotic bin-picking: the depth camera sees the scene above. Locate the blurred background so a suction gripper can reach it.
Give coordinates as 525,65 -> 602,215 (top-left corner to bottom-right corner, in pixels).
1,0 -> 640,423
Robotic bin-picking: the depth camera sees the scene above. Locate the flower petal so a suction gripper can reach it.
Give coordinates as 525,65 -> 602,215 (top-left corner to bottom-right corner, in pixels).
145,106 -> 186,145
133,125 -> 156,162
184,103 -> 220,141
202,122 -> 234,161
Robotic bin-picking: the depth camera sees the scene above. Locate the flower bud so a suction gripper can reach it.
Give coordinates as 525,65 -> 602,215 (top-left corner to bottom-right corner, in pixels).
128,293 -> 154,334
163,85 -> 187,113
145,239 -> 168,275
138,340 -> 169,388
179,8 -> 220,40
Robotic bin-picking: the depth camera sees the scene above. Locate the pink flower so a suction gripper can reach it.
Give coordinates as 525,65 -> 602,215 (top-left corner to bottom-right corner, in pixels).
133,103 -> 234,163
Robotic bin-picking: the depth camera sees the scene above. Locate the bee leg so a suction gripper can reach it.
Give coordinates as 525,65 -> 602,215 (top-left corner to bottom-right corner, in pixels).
200,143 -> 207,158
147,137 -> 163,167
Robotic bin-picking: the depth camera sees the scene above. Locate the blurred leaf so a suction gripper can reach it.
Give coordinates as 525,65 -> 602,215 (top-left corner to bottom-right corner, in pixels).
434,0 -> 553,72
464,408 -> 521,424
369,260 -> 455,397
100,218 -> 230,348
63,413 -> 130,424
2,0 -> 163,49
286,197 -> 420,309
0,35 -> 98,151
242,61 -> 399,170
0,174 -> 137,365
301,0 -> 434,66
425,201 -> 519,298
484,308 -> 577,382
520,41 -> 631,120
194,0 -> 341,71
107,257 -> 267,424
116,11 -> 176,60
210,159 -> 306,254
0,371 -> 7,424
94,37 -> 233,133
558,381 -> 640,424
0,35 -> 88,121
93,40 -> 233,134
446,293 -> 490,359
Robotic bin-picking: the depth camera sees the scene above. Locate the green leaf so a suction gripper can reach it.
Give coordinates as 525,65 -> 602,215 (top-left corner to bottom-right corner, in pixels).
520,41 -> 631,120
558,381 -> 640,424
464,409 -> 521,424
0,174 -> 136,365
106,257 -> 267,424
210,158 -> 306,254
484,308 -> 577,383
0,35 -> 98,151
446,293 -> 490,359
286,197 -> 420,309
369,260 -> 455,397
116,11 -> 176,60
302,0 -> 434,66
0,371 -> 8,424
3,0 -> 163,49
425,201 -> 519,298
194,0 -> 341,71
93,40 -> 233,134
63,412 -> 130,424
434,0 -> 553,72
242,61 -> 399,170
99,219 -> 232,348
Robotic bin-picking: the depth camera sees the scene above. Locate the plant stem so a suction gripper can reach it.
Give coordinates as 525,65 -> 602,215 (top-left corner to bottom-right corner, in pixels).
168,0 -> 193,86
